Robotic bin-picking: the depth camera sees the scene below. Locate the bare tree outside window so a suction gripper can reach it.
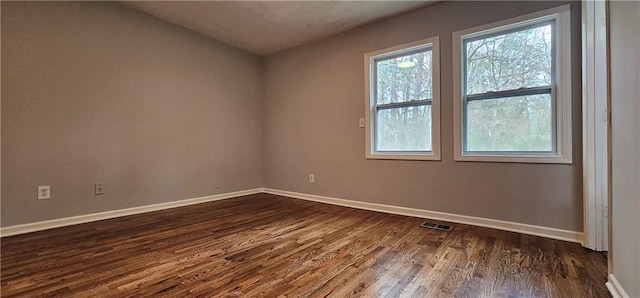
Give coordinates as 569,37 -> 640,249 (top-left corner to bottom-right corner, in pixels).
464,23 -> 554,152
374,50 -> 433,151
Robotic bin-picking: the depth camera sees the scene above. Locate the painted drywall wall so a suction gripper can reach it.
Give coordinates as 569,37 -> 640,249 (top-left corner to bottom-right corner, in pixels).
263,1 -> 583,231
1,2 -> 263,226
609,1 -> 640,296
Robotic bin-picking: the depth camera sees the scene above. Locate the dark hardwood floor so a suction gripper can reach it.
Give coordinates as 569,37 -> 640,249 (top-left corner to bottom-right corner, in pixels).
1,194 -> 608,297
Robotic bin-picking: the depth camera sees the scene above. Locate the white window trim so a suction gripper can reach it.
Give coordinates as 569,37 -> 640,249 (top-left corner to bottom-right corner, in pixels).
364,37 -> 441,161
452,5 -> 572,164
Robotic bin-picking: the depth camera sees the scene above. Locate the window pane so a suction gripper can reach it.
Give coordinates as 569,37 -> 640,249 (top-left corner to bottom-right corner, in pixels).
466,94 -> 552,152
375,49 -> 432,104
465,23 -> 552,95
377,105 -> 432,151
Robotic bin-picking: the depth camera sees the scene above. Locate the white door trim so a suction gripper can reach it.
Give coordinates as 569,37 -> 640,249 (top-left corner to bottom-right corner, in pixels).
582,0 -> 609,251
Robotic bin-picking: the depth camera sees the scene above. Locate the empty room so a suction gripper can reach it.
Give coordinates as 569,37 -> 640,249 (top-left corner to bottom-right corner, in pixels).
1,0 -> 638,297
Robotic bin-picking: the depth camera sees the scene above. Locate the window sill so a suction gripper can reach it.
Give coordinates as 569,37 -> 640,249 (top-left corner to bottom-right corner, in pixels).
366,152 -> 441,161
454,153 -> 572,164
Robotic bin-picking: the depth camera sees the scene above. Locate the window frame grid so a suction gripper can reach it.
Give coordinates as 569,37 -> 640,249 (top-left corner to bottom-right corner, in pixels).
452,5 -> 572,164
364,36 -> 441,160
375,101 -> 433,153
462,87 -> 556,155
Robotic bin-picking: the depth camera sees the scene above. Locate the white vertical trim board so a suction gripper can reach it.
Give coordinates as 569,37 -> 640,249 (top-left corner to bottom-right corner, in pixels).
0,188 -> 263,237
606,274 -> 630,298
262,188 -> 583,243
582,0 -> 609,251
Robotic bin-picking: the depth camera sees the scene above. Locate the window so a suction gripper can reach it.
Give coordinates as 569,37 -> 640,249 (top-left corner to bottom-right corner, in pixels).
364,37 -> 440,160
453,5 -> 572,163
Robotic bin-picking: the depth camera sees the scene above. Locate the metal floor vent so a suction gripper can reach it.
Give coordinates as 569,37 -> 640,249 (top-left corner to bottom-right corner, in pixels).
420,221 -> 454,231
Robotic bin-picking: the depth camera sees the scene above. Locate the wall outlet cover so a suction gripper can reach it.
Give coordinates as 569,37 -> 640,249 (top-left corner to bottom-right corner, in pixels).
38,185 -> 51,200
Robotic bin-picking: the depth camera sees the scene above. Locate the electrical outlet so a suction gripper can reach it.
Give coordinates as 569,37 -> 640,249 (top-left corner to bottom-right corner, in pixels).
309,174 -> 315,183
38,185 -> 50,200
94,182 -> 105,195
359,117 -> 365,128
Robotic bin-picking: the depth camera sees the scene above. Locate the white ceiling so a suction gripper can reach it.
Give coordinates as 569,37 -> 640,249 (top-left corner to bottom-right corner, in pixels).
123,1 -> 434,56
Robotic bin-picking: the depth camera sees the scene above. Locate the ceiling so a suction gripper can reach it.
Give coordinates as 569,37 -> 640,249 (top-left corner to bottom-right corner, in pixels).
123,1 -> 434,56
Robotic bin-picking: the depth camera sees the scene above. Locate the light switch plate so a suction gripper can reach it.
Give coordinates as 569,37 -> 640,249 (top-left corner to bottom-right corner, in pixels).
94,182 -> 105,195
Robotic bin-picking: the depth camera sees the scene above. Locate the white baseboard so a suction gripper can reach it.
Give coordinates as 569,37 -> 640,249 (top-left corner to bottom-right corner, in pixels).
1,187 -> 584,244
606,274 -> 630,298
262,188 -> 584,244
0,188 -> 263,237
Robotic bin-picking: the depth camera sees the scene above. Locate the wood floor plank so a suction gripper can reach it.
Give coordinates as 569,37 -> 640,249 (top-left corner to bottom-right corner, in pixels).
1,194 -> 609,297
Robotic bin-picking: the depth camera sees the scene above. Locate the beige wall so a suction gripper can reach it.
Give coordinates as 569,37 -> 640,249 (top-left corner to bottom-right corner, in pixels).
609,1 -> 640,296
1,2 -> 263,226
263,1 -> 583,231
2,1 -> 586,233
